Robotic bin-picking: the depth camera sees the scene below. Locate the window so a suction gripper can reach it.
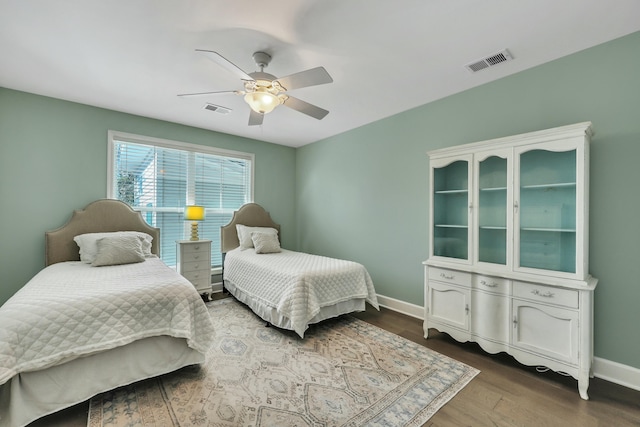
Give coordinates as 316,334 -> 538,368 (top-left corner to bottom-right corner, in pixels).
107,131 -> 254,269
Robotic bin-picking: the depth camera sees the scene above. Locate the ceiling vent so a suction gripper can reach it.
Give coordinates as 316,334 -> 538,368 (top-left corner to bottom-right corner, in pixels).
465,49 -> 513,73
203,103 -> 231,114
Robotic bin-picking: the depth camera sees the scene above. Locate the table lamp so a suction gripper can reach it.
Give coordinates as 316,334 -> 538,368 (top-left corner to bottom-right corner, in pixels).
184,205 -> 205,241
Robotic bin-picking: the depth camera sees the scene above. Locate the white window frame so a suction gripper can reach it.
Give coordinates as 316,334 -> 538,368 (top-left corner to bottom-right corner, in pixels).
107,130 -> 254,271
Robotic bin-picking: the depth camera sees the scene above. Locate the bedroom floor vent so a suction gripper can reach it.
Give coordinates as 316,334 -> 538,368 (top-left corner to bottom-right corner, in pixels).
465,49 -> 513,73
203,103 -> 231,114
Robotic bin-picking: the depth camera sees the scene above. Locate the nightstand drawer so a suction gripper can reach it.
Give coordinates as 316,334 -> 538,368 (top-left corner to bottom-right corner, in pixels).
181,260 -> 209,273
182,270 -> 210,284
180,251 -> 209,263
513,281 -> 578,308
182,243 -> 210,255
428,267 -> 471,287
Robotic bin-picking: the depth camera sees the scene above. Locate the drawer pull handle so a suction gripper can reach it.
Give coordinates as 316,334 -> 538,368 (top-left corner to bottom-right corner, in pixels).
194,246 -> 200,250
193,255 -> 200,260
480,280 -> 498,288
193,264 -> 199,269
531,289 -> 555,298
440,273 -> 455,280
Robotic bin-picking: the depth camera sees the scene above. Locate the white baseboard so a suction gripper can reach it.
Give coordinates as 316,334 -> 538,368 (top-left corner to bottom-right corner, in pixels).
375,293 -> 640,392
376,293 -> 424,319
593,357 -> 640,392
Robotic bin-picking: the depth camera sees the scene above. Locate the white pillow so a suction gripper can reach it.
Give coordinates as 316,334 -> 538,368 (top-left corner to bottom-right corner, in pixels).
74,231 -> 153,263
236,224 -> 278,249
92,235 -> 146,266
251,231 -> 281,254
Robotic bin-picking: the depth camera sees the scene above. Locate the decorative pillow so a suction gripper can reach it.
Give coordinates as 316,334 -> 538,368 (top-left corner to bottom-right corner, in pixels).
74,231 -> 153,263
251,231 -> 281,254
92,235 -> 146,266
236,224 -> 278,249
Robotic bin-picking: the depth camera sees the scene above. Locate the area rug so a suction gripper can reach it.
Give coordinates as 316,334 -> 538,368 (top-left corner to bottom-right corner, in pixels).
88,298 -> 479,426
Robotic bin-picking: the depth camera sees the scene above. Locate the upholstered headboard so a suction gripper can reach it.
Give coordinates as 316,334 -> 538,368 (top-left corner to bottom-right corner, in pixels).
220,203 -> 281,253
45,199 -> 160,266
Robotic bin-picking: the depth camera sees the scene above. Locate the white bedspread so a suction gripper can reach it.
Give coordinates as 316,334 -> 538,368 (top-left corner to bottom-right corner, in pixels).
224,248 -> 379,337
0,258 -> 215,387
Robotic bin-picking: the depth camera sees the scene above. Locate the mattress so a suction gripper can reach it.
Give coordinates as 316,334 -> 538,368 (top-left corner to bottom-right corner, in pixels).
223,248 -> 379,337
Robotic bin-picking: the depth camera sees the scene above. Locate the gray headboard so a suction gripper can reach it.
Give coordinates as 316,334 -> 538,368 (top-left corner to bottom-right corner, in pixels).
45,199 -> 160,266
220,203 -> 281,253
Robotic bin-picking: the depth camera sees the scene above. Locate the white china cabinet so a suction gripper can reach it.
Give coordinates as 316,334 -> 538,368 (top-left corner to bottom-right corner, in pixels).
424,122 -> 597,399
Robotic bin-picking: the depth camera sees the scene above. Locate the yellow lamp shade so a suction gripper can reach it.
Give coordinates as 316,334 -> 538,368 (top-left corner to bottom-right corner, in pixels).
184,205 -> 206,221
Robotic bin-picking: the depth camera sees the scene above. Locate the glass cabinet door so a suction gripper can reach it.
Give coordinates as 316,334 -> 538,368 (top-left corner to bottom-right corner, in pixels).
516,147 -> 577,274
476,153 -> 509,266
432,158 -> 471,261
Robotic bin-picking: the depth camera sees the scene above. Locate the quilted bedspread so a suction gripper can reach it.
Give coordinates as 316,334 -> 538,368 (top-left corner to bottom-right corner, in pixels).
0,258 -> 215,386
224,248 -> 379,337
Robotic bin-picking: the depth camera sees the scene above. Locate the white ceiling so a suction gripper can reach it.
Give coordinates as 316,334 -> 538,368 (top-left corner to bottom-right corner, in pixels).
1,1 -> 639,148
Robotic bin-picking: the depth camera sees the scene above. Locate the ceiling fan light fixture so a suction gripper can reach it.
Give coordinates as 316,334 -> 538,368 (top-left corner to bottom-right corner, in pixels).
244,86 -> 286,114
244,90 -> 278,114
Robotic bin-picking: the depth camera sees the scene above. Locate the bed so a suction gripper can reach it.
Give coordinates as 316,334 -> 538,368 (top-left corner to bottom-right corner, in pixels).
0,199 -> 215,427
221,203 -> 379,338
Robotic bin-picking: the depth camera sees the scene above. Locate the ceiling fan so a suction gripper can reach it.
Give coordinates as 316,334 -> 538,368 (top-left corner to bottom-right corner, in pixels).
178,50 -> 333,126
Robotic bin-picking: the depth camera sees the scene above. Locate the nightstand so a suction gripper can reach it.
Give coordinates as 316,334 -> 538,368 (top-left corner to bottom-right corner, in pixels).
176,240 -> 212,301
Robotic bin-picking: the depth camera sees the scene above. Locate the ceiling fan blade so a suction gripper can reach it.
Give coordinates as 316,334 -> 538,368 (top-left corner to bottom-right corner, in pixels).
248,109 -> 264,126
195,49 -> 254,81
283,96 -> 329,120
275,67 -> 333,91
177,90 -> 236,97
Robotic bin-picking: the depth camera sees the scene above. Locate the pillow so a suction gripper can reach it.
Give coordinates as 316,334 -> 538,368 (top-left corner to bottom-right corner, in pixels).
74,231 -> 153,263
92,235 -> 146,266
251,231 -> 281,254
236,224 -> 278,249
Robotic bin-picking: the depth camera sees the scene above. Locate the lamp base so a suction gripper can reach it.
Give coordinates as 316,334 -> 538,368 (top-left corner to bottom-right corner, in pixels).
190,222 -> 199,241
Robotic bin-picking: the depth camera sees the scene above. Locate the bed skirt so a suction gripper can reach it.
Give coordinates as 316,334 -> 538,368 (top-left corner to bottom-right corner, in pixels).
0,336 -> 204,427
224,279 -> 367,336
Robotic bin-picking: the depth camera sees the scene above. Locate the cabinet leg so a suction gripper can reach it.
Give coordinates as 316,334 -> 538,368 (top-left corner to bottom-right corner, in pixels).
578,377 -> 589,400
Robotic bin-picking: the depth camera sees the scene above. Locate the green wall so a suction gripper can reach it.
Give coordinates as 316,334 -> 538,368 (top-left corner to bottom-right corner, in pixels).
0,88 -> 297,304
296,31 -> 640,368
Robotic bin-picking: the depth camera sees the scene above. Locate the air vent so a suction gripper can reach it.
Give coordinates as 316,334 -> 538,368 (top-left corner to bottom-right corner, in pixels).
465,49 -> 513,73
203,103 -> 231,114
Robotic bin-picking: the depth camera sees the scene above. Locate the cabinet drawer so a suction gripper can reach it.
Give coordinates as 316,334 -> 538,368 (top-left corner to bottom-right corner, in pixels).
513,281 -> 578,308
428,267 -> 471,287
473,275 -> 510,294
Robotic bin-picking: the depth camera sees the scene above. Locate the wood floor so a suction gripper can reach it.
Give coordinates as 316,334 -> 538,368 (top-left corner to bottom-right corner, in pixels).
30,294 -> 640,427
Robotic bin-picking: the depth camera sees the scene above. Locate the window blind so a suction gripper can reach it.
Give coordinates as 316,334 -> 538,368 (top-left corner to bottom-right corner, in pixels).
108,132 -> 253,269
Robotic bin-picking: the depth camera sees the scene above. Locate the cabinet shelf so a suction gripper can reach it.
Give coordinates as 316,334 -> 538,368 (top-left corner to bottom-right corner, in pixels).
435,224 -> 468,229
521,182 -> 576,190
480,225 -> 507,230
480,186 -> 507,192
435,189 -> 468,194
521,227 -> 576,233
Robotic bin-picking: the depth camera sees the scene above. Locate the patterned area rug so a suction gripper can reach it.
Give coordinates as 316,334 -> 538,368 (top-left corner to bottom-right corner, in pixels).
88,298 -> 479,426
